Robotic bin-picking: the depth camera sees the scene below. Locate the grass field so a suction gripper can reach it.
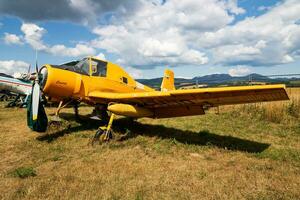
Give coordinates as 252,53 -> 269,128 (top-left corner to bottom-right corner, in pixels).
0,89 -> 300,199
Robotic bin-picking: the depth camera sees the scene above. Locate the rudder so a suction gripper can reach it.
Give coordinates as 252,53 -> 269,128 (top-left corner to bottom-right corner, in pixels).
161,69 -> 175,91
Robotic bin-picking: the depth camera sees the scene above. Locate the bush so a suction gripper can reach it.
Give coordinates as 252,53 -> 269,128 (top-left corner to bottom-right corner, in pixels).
11,167 -> 37,178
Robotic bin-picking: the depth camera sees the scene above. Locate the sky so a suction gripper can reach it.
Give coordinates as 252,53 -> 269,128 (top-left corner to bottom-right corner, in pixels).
0,0 -> 299,79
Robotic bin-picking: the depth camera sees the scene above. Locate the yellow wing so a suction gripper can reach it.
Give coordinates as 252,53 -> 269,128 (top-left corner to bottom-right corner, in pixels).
88,84 -> 289,118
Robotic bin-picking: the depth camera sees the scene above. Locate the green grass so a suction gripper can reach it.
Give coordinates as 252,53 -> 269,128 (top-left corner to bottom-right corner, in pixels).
10,167 -> 37,179
0,102 -> 299,199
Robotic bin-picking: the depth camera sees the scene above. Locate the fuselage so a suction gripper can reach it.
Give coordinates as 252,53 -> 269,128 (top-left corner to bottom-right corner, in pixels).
0,74 -> 32,96
40,56 -> 154,105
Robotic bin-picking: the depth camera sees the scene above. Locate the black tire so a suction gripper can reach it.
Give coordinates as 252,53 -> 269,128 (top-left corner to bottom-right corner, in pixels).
0,94 -> 8,102
90,129 -> 105,145
94,129 -> 105,139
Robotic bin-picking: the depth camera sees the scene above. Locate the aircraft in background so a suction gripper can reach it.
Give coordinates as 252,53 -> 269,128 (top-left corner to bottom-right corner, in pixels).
0,72 -> 33,107
28,56 -> 289,142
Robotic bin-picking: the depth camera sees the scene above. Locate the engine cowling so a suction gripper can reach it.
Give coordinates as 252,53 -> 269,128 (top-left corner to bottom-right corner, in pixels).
40,65 -> 82,98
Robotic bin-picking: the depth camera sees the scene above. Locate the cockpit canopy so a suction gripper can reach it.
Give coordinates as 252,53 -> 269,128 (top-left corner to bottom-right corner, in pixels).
52,57 -> 108,77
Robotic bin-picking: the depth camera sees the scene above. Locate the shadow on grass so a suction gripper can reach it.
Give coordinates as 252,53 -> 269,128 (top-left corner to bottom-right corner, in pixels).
114,118 -> 270,153
36,113 -> 102,143
38,114 -> 270,153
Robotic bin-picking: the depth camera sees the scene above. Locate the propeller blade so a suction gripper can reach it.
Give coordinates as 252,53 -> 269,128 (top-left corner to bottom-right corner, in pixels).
35,65 -> 38,76
35,50 -> 39,78
27,64 -> 31,75
32,82 -> 40,121
32,50 -> 40,121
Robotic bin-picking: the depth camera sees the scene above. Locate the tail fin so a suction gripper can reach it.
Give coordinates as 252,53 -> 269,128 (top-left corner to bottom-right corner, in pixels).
161,69 -> 175,91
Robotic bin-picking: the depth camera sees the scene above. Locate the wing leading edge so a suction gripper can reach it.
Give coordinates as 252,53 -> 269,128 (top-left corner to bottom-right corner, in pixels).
88,84 -> 289,118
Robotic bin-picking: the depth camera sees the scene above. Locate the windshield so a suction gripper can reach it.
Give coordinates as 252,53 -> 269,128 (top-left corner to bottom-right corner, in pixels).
74,58 -> 90,75
51,58 -> 90,75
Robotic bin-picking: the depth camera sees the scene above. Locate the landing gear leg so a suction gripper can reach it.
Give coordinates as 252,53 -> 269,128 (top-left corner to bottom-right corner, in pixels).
55,101 -> 63,117
20,95 -> 29,108
52,100 -> 74,120
73,102 -> 79,120
51,101 -> 63,122
91,113 -> 115,145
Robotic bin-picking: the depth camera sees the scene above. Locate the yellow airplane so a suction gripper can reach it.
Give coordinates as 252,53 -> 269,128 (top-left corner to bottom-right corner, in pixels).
27,56 -> 289,142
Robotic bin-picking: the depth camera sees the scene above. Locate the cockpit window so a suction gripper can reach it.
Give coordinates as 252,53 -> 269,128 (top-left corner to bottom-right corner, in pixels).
75,58 -> 90,75
91,59 -> 107,77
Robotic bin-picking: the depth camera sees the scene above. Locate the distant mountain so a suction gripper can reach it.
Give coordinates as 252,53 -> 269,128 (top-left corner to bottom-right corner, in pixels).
193,74 -> 233,84
193,73 -> 274,84
137,77 -> 191,89
137,73 -> 298,88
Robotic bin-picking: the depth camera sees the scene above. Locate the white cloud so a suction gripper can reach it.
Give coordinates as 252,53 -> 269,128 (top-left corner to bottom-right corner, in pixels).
258,6 -> 272,12
0,60 -> 29,75
21,23 -> 47,50
181,50 -> 208,64
282,54 -> 294,63
125,66 -> 143,79
172,0 -> 234,31
91,0 -> 241,68
283,25 -> 300,56
3,33 -> 23,45
2,0 -> 300,73
195,0 -> 300,66
138,38 -> 184,57
228,66 -> 251,76
20,23 -> 95,57
96,53 -> 106,60
215,44 -> 261,58
212,41 -> 264,65
69,0 -> 97,26
224,0 -> 246,15
48,44 -> 95,57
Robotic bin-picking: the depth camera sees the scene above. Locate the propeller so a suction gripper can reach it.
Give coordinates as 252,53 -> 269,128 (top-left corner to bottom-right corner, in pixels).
27,50 -> 48,132
31,59 -> 40,121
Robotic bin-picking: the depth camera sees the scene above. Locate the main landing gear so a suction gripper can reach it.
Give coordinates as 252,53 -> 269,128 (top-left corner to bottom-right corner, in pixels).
90,113 -> 115,145
50,100 -> 80,121
48,100 -> 80,129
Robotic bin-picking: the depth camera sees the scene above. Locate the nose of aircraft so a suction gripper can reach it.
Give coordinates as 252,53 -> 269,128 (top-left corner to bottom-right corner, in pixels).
39,64 -> 82,98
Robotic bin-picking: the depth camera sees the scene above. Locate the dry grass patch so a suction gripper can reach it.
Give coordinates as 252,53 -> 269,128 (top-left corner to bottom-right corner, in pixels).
219,87 -> 300,124
0,96 -> 299,199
